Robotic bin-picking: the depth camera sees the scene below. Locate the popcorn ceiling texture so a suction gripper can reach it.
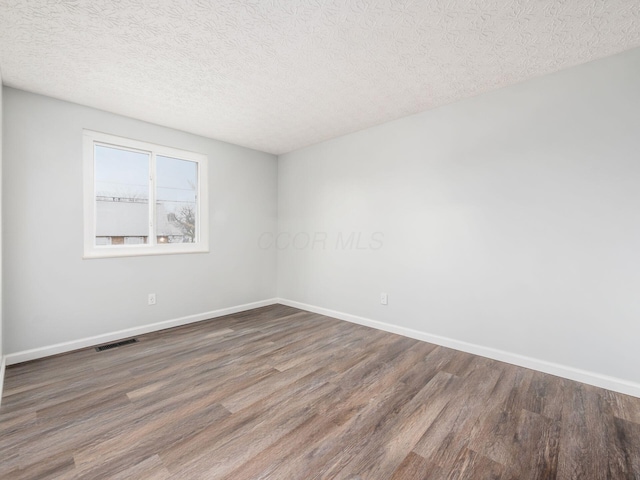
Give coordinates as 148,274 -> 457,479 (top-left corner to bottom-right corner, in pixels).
1,0 -> 639,154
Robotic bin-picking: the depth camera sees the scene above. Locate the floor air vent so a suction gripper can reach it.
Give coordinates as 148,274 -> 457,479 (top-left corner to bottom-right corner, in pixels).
95,338 -> 138,352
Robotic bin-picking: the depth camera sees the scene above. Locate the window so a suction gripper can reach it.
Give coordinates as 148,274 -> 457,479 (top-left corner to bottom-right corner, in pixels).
83,130 -> 208,258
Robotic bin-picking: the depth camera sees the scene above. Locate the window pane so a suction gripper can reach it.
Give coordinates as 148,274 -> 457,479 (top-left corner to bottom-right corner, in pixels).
156,155 -> 198,243
95,145 -> 150,246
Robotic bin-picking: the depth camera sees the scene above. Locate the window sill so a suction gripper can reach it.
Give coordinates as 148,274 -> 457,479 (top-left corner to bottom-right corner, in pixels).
83,244 -> 209,259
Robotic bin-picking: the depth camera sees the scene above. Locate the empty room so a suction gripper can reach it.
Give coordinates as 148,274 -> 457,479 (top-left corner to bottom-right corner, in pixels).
1,1 -> 640,479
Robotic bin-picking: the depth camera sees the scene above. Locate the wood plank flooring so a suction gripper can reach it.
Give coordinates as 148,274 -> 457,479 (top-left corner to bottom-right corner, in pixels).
1,304 -> 639,479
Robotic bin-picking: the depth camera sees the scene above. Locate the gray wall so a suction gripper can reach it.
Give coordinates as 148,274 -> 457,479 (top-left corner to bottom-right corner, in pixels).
3,88 -> 278,354
278,48 -> 640,384
0,71 -> 3,363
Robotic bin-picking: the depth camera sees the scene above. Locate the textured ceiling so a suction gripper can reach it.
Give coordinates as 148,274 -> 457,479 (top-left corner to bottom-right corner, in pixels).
1,1 -> 640,154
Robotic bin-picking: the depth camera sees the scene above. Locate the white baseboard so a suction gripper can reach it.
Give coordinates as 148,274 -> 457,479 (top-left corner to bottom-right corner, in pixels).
277,298 -> 640,399
0,356 -> 6,406
5,297 -> 639,399
4,298 -> 278,366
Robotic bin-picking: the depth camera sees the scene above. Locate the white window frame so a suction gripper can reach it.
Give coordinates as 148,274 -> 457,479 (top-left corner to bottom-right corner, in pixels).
83,130 -> 209,259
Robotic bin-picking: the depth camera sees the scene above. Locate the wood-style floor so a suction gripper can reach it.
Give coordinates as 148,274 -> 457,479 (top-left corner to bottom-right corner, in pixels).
1,305 -> 639,479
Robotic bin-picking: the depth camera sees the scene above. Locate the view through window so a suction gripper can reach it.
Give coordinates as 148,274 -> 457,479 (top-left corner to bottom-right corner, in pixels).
84,131 -> 208,258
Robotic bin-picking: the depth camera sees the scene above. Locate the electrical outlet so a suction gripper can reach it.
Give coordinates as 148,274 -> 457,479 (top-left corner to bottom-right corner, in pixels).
148,293 -> 156,305
380,293 -> 388,305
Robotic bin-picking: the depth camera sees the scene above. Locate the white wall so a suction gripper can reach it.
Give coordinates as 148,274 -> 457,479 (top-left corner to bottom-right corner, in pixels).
278,47 -> 640,386
3,87 -> 277,355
